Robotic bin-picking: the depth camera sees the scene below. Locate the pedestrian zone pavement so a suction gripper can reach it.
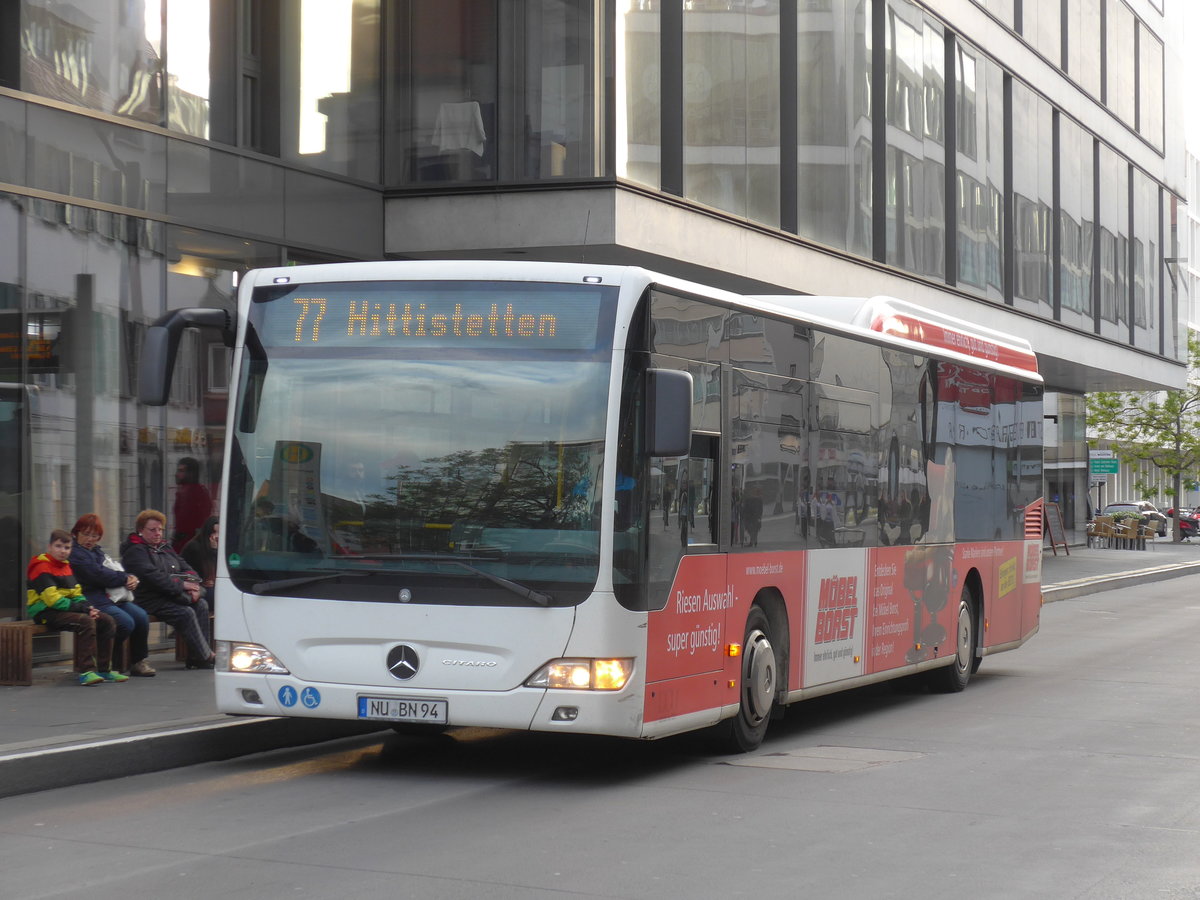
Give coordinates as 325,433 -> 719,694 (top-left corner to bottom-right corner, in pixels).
3,537 -> 1200,799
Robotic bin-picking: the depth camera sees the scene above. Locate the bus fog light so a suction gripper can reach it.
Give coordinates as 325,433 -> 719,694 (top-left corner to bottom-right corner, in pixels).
525,658 -> 633,691
219,641 -> 290,675
552,706 -> 579,721
240,689 -> 263,705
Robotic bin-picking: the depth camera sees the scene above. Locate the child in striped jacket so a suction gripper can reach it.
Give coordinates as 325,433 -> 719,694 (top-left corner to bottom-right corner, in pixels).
27,529 -> 128,685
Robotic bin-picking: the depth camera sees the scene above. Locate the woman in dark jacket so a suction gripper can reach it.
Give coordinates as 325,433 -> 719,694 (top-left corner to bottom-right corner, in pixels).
181,517 -> 219,604
69,514 -> 155,677
121,508 -> 215,669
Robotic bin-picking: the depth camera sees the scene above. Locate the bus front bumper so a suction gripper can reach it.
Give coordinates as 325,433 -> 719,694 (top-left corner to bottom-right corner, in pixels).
215,672 -> 646,738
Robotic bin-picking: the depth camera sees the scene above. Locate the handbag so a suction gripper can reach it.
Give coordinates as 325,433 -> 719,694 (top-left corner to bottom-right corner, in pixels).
102,553 -> 135,603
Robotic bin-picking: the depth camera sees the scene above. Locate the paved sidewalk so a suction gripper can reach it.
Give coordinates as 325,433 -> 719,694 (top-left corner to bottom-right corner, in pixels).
0,650 -> 381,799
1040,534 -> 1200,600
4,537 -> 1199,799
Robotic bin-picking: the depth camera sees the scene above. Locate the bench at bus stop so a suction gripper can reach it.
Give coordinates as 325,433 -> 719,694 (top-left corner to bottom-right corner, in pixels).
0,616 -> 199,686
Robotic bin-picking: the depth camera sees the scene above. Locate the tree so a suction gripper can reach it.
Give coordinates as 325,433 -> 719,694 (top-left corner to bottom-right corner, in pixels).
1086,333 -> 1200,541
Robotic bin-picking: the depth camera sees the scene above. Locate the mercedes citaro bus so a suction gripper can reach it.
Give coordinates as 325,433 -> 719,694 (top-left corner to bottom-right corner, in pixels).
139,261 -> 1043,751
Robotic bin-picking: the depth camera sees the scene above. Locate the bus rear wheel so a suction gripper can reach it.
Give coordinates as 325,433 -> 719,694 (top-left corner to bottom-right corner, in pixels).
716,606 -> 777,752
926,585 -> 976,693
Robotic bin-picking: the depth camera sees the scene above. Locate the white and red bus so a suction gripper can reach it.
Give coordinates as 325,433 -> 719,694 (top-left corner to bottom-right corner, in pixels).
140,261 -> 1044,751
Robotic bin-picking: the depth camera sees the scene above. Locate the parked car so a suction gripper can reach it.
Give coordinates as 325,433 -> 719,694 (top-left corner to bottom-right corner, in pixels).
1102,501 -> 1168,537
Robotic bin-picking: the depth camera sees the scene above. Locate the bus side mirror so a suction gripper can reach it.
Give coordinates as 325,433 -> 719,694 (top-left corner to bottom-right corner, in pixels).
646,368 -> 692,458
138,308 -> 234,406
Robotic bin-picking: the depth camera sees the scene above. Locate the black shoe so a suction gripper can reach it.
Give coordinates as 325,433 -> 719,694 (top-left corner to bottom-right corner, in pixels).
185,657 -> 216,670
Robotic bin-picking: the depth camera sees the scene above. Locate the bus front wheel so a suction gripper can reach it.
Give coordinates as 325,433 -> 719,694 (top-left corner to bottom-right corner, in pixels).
717,605 -> 777,752
926,585 -> 976,693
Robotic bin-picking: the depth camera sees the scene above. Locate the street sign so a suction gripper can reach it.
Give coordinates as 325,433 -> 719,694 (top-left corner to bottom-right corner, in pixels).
1089,458 -> 1119,474
1089,449 -> 1114,459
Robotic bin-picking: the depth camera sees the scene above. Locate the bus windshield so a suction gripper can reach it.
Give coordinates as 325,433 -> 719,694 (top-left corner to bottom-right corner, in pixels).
224,280 -> 617,605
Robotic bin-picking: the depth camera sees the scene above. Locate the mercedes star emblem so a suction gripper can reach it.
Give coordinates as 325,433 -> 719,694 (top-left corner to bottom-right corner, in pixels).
387,644 -> 420,680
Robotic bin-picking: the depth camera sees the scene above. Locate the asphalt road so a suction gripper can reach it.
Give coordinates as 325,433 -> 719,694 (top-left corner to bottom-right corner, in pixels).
2,579 -> 1199,900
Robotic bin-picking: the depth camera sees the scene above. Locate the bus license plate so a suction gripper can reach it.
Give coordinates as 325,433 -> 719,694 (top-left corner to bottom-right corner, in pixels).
358,696 -> 448,724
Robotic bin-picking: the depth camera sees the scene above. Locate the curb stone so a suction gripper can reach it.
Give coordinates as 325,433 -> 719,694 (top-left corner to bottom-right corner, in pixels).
0,716 -> 385,800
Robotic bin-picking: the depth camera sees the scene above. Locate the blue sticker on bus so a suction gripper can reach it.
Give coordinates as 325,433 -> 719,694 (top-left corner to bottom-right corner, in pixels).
300,687 -> 321,709
277,685 -> 298,708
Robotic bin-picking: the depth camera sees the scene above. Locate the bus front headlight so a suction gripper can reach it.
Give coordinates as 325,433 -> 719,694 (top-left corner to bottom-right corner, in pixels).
217,641 -> 290,675
525,658 -> 633,691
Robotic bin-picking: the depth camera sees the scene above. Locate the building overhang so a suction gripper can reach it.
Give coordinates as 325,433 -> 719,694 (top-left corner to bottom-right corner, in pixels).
384,184 -> 1188,395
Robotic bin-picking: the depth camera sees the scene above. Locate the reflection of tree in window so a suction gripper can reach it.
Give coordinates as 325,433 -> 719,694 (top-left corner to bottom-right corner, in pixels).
360,440 -> 602,553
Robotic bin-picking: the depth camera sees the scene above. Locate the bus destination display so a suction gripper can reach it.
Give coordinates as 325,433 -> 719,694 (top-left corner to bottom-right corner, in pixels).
253,281 -> 609,351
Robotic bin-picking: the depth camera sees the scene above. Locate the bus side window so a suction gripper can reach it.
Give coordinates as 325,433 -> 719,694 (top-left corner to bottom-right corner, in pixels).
731,377 -> 809,551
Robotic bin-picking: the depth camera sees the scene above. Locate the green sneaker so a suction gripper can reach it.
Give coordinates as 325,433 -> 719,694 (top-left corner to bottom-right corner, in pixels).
78,671 -> 104,686
98,670 -> 129,683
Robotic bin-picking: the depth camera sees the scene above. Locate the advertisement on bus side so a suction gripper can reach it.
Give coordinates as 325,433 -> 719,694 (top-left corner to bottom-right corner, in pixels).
644,540 -> 1040,726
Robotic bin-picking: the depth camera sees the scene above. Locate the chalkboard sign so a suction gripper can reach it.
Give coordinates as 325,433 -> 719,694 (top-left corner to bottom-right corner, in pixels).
1044,502 -> 1069,556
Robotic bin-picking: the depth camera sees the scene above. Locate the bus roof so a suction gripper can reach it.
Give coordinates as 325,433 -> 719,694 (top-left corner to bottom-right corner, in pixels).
236,261 -> 1040,384
743,294 -> 1042,383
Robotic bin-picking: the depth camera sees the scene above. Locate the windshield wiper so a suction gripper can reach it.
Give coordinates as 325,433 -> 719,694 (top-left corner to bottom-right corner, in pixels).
252,556 -> 553,606
444,560 -> 553,607
351,553 -> 553,607
252,572 -> 367,594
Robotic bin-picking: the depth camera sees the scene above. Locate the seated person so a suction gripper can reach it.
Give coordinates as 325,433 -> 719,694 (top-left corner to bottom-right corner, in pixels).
27,529 -> 127,685
181,516 -> 219,604
121,509 -> 215,670
248,498 -> 320,554
69,513 -> 156,677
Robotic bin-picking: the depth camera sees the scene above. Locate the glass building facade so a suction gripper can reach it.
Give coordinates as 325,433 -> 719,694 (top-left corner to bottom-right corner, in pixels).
0,0 -> 1187,619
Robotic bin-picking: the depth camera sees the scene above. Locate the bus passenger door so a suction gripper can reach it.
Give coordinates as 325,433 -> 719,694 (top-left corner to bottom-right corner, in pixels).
678,434 -> 720,551
644,362 -> 729,727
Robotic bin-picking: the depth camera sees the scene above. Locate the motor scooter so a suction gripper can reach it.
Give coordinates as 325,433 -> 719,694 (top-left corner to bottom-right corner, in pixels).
1168,508 -> 1199,541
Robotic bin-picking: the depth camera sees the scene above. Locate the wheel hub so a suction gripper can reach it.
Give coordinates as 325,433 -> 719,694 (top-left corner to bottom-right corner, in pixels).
744,631 -> 775,721
955,604 -> 972,671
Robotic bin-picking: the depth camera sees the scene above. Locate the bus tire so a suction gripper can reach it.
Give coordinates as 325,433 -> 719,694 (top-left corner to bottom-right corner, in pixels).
926,584 -> 976,693
716,605 -> 777,752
